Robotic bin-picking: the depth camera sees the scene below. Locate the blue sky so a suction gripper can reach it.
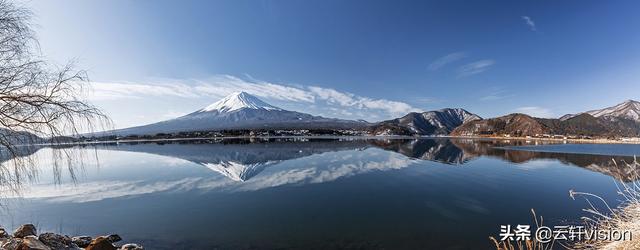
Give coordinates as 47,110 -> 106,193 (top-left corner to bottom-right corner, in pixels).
22,0 -> 640,128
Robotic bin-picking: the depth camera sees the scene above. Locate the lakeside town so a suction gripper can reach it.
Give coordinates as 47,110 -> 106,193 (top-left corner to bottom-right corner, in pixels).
78,129 -> 640,145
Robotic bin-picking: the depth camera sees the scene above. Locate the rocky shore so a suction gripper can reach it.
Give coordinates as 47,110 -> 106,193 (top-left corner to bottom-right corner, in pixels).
0,224 -> 143,250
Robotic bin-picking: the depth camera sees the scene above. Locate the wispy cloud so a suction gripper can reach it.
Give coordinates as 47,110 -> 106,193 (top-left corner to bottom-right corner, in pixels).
90,82 -> 200,100
428,52 -> 467,71
193,76 -> 316,103
412,97 -> 442,104
521,16 -> 537,31
307,86 -> 416,115
457,60 -> 495,77
479,88 -> 513,101
514,106 -> 553,118
88,75 -> 419,119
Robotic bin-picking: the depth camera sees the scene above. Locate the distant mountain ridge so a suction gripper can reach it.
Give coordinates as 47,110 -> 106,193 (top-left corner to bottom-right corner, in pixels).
560,100 -> 640,122
0,128 -> 42,145
369,108 -> 481,136
452,100 -> 640,138
104,94 -> 639,139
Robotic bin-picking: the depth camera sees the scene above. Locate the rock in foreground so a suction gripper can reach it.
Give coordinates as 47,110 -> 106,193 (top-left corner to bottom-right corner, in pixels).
0,224 -> 143,250
13,224 -> 37,238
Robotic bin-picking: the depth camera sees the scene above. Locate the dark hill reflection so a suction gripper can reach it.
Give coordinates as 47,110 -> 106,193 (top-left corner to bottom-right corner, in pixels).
96,137 -> 638,182
369,138 -> 475,164
450,139 -> 639,182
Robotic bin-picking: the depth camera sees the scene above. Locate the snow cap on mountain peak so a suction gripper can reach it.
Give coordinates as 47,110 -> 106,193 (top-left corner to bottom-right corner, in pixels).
200,91 -> 283,113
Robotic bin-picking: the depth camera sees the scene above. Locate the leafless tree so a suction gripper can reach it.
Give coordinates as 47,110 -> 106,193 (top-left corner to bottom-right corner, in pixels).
0,0 -> 109,191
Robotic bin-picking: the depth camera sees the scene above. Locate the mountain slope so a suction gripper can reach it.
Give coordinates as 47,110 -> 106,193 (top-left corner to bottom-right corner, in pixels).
451,113 -> 551,137
0,128 -> 42,145
111,92 -> 368,136
560,100 -> 640,122
369,108 -> 481,135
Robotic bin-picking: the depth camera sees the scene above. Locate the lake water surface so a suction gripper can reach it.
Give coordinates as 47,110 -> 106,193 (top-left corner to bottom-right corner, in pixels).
0,138 -> 638,249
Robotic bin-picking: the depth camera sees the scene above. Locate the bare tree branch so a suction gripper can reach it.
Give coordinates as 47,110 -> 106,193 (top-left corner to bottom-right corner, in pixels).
0,0 -> 110,190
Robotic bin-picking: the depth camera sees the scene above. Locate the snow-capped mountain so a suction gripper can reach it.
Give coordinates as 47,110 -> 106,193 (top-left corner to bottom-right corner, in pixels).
560,99 -> 640,122
199,91 -> 282,112
370,108 -> 482,135
420,108 -> 482,130
111,92 -> 367,136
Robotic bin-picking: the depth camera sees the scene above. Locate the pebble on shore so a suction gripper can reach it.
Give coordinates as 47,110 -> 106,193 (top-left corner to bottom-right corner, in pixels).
0,224 -> 143,250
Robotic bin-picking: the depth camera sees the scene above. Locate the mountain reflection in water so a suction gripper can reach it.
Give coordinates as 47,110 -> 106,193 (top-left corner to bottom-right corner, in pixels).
95,138 -> 638,182
1,138 -> 638,249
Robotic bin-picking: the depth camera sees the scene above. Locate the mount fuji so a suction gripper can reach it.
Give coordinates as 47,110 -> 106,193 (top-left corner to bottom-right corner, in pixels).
111,92 -> 368,136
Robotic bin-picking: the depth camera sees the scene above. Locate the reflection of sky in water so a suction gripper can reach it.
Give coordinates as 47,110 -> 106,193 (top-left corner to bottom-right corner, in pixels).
0,140 -> 635,249
505,143 -> 640,157
11,148 -> 418,203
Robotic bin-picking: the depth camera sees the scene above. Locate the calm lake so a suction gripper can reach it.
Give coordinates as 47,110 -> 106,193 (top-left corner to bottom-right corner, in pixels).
0,138 -> 638,249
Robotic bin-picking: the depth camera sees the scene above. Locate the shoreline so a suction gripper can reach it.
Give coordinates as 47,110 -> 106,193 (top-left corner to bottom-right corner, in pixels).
35,135 -> 420,146
28,134 -> 640,146
443,135 -> 640,145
